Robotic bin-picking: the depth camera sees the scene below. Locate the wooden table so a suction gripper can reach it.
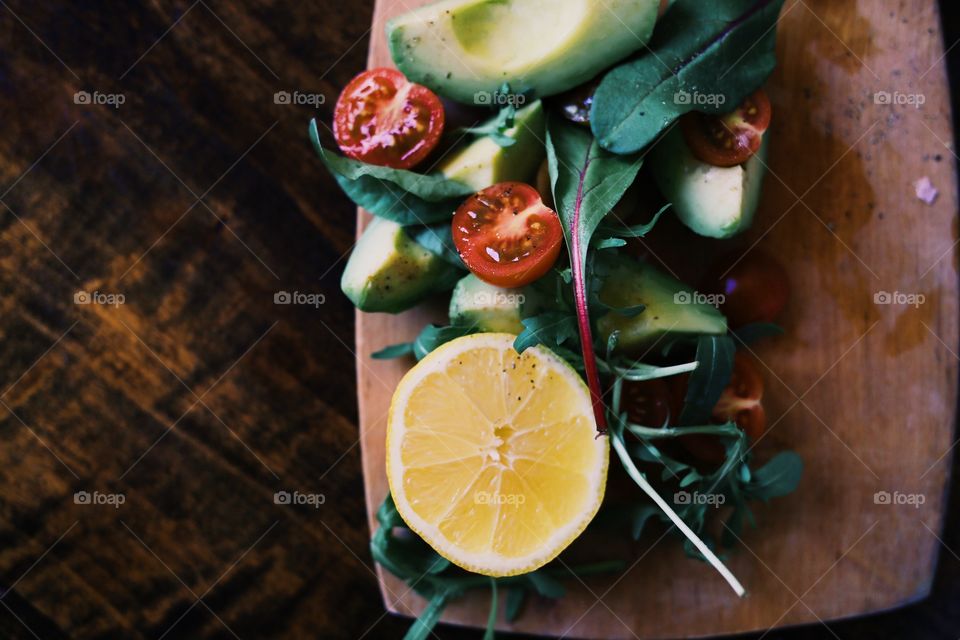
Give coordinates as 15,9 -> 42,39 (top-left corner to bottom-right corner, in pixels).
0,1 -> 957,638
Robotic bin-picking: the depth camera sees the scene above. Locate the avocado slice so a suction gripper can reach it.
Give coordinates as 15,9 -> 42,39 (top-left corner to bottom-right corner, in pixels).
649,126 -> 769,239
448,273 -> 538,333
341,218 -> 461,313
597,259 -> 727,353
387,0 -> 659,103
438,100 -> 546,190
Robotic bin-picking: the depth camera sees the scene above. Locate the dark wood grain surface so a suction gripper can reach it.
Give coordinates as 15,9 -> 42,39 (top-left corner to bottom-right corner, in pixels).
0,2 -> 957,639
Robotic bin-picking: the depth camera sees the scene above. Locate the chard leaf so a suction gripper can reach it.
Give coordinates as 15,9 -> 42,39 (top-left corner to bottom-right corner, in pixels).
547,116 -> 643,264
679,335 -> 736,425
591,0 -> 787,154
546,115 -> 643,431
309,119 -> 473,224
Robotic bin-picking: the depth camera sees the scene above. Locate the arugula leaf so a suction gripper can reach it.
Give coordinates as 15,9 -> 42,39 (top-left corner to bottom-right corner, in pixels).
591,299 -> 645,319
412,325 -> 475,360
404,591 -> 452,640
596,203 -> 670,238
371,343 -> 415,360
591,0 -> 787,153
408,224 -> 467,269
631,505 -> 661,540
546,115 -> 643,431
679,335 -> 736,425
483,579 -> 497,640
309,119 -> 474,224
374,324 -> 476,361
606,360 -> 698,382
721,502 -> 751,547
513,312 -> 578,354
504,587 -> 525,623
372,493 -> 623,638
526,571 -> 566,599
459,88 -> 519,147
745,451 -> 803,500
608,416 -> 746,596
594,237 -> 628,251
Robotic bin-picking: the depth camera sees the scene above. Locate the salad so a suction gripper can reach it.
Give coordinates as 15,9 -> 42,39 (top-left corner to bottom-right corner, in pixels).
310,0 -> 802,636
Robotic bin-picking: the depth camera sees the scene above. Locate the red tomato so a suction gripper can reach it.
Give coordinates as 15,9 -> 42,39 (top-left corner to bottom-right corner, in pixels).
703,251 -> 790,328
680,88 -> 771,167
621,378 -> 682,427
673,353 -> 766,465
333,68 -> 444,170
711,352 -> 766,441
452,182 -> 563,288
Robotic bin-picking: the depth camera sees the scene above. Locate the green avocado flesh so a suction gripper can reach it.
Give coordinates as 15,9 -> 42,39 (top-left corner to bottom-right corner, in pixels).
438,100 -> 546,189
448,273 -> 537,333
387,0 -> 659,103
598,259 -> 727,353
341,218 -> 460,313
649,126 -> 769,239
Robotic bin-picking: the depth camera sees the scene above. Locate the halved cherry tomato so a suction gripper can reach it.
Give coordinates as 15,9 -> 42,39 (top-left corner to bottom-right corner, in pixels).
622,378 -> 682,427
711,351 -> 766,441
333,68 -> 444,170
666,353 -> 766,466
680,88 -> 771,167
702,251 -> 790,328
452,182 -> 563,288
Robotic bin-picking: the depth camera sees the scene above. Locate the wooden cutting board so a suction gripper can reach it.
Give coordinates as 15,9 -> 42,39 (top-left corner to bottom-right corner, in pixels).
354,0 -> 959,636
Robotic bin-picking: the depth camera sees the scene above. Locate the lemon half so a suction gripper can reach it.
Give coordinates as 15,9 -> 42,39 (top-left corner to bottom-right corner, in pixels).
386,333 -> 608,577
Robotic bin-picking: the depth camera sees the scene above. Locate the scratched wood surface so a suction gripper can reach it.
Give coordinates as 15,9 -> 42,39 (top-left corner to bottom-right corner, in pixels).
0,1 -> 422,638
356,0 -> 960,638
0,1 -> 957,639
